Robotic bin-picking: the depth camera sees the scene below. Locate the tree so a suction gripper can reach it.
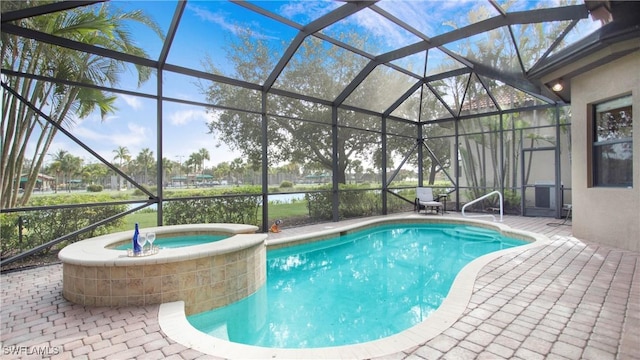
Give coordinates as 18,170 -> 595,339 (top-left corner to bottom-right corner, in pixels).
48,150 -> 68,193
47,150 -> 81,192
183,157 -> 197,186
82,163 -> 109,186
197,148 -> 210,174
185,148 -> 209,177
203,32 -> 391,184
230,158 -> 245,185
161,157 -> 174,187
112,146 -> 131,189
1,1 -> 163,208
213,162 -> 232,183
135,148 -> 155,185
347,159 -> 363,183
64,154 -> 83,191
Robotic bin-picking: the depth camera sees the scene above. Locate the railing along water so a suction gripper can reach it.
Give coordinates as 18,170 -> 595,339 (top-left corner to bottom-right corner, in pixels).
461,191 -> 503,222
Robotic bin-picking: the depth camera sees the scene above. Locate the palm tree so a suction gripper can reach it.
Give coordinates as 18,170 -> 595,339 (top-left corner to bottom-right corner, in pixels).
184,157 -> 197,187
82,163 -> 108,186
161,158 -> 174,188
197,148 -> 210,174
136,148 -> 155,185
63,154 -> 83,192
1,2 -> 164,207
188,153 -> 202,175
48,150 -> 68,193
112,146 -> 131,190
213,162 -> 232,183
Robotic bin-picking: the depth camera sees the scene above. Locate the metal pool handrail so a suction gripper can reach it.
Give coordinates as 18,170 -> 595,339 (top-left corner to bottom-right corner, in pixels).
462,190 -> 503,222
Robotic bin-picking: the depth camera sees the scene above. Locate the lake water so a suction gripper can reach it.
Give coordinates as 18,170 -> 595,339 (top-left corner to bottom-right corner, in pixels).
128,193 -> 306,211
268,193 -> 305,203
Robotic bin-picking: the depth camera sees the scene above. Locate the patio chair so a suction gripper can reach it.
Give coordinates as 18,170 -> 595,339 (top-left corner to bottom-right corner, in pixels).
415,187 -> 445,215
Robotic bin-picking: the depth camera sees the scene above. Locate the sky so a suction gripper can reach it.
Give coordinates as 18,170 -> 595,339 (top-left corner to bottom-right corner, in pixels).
40,0 -> 600,170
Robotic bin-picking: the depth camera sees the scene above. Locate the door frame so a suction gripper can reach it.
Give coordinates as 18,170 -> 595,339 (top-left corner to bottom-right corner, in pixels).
521,146 -> 560,217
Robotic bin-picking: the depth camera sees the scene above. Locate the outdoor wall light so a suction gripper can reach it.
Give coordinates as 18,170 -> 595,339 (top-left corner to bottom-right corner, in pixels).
551,80 -> 564,92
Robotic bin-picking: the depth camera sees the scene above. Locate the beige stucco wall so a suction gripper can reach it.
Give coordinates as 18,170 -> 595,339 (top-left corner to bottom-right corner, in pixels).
571,51 -> 640,252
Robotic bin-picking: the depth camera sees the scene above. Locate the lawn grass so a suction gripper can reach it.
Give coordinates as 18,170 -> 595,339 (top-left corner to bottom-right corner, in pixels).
120,212 -> 158,231
116,200 -> 309,232
264,200 -> 308,219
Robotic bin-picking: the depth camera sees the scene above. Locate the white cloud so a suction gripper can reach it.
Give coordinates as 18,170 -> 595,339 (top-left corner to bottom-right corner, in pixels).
162,108 -> 238,166
127,123 -> 146,137
101,115 -> 119,123
374,1 -> 492,38
189,5 -> 237,33
279,1 -> 340,24
352,9 -> 413,48
379,2 -> 437,36
72,122 -> 144,149
187,4 -> 277,40
120,94 -> 143,110
168,108 -> 211,126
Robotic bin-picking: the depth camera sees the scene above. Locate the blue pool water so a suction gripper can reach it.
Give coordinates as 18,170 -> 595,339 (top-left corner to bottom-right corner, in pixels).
187,223 -> 527,348
114,234 -> 229,250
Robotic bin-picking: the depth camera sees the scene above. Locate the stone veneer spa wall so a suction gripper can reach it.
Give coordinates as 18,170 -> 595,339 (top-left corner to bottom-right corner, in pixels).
58,224 -> 267,315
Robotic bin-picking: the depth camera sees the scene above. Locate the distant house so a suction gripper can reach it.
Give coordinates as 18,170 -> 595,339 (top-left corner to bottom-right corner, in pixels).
170,176 -> 188,187
19,173 -> 55,191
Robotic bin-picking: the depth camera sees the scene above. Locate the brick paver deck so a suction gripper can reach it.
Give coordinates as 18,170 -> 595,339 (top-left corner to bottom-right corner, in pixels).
1,213 -> 638,359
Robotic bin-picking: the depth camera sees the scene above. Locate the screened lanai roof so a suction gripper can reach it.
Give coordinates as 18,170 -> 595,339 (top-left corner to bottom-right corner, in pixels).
2,0 -> 639,263
3,0 -> 637,125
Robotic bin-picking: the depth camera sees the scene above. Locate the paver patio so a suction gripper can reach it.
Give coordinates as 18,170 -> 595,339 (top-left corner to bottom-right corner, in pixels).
1,213 -> 638,359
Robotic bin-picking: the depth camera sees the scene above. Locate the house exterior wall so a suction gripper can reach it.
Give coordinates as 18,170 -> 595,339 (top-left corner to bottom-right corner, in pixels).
571,51 -> 640,251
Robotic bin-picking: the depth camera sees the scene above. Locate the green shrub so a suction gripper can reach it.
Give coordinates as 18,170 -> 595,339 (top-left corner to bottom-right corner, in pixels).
163,186 -> 262,226
387,188 -> 416,213
133,185 -> 156,196
0,194 -> 127,257
306,185 -> 406,220
0,213 -> 20,256
339,187 -> 380,218
305,190 -> 332,220
86,184 -> 103,192
280,181 -> 294,188
503,190 -> 521,213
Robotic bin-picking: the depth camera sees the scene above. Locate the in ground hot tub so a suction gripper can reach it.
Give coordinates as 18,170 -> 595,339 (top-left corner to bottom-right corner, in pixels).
58,224 -> 267,315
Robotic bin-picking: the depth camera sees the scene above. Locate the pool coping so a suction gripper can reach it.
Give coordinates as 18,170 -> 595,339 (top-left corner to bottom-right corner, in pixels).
158,214 -> 551,359
58,223 -> 263,266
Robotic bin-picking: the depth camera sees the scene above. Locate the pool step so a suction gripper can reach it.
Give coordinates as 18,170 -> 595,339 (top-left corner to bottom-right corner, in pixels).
442,227 -> 500,242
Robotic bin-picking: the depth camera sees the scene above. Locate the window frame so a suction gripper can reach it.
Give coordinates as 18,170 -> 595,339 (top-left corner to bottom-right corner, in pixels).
590,94 -> 633,188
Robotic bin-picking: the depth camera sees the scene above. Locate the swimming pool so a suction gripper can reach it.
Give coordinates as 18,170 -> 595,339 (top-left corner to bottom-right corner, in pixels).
187,223 -> 527,348
113,234 -> 229,250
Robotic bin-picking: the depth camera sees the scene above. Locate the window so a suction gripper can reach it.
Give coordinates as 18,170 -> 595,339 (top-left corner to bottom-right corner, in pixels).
593,95 -> 633,187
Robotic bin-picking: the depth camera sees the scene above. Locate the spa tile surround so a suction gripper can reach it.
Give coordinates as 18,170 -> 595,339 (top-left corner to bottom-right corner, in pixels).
58,224 -> 267,315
